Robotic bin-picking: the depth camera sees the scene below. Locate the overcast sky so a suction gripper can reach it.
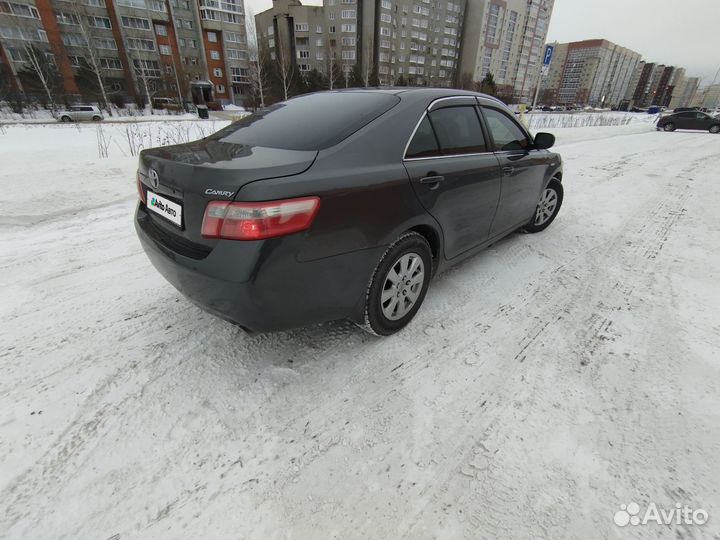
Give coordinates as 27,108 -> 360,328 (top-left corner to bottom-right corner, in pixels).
244,0 -> 720,85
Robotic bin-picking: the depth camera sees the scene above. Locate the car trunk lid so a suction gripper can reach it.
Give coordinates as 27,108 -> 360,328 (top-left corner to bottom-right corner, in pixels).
137,138 -> 317,251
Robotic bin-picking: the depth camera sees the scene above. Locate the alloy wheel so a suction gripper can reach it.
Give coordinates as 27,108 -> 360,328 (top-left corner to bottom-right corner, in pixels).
534,187 -> 559,226
380,253 -> 425,321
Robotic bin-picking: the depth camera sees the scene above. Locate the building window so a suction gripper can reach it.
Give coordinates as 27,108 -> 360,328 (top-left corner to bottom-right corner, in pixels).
298,64 -> 310,71
231,66 -> 248,82
210,50 -> 220,60
341,23 -> 355,32
342,36 -> 355,46
380,13 -> 391,23
225,48 -> 246,60
55,10 -> 80,24
379,26 -> 390,36
298,50 -> 309,59
216,84 -> 225,93
294,22 -> 309,31
341,9 -> 355,18
100,57 -> 123,69
127,38 -> 155,51
328,12 -> 335,20
381,0 -> 391,7
117,0 -> 146,7
207,31 -> 217,42
225,31 -> 243,43
87,16 -> 112,28
316,24 -> 322,33
61,33 -> 88,46
159,44 -> 172,55
132,58 -> 161,77
121,16 -> 151,30
95,37 -> 117,49
154,23 -> 167,35
341,50 -> 355,60
328,25 -> 336,33
214,67 -> 223,77
316,38 -> 324,47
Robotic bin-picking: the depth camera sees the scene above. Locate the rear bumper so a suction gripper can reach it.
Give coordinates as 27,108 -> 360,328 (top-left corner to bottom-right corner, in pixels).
135,203 -> 383,332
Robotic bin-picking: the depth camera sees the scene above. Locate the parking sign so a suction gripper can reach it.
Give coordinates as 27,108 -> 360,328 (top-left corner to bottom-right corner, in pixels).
543,45 -> 554,66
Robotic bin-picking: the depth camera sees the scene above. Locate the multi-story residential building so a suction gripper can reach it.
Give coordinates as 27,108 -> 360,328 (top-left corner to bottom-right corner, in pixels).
622,62 -> 694,109
538,38 -> 641,107
458,0 -> 555,102
692,83 -> 720,110
256,0 -> 465,87
0,0 -> 250,105
669,75 -> 699,109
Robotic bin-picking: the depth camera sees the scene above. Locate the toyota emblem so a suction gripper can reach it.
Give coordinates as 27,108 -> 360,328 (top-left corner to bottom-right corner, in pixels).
149,168 -> 159,189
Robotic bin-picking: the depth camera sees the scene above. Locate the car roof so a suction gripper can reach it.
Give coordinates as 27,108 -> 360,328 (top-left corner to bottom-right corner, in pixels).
316,87 -> 508,107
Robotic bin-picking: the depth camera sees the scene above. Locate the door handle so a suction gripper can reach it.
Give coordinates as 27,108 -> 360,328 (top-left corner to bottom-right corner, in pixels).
502,166 -> 515,175
420,175 -> 445,186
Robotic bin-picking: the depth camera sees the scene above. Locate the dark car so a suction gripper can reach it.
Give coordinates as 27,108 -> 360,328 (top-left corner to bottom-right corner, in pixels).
135,89 -> 563,335
657,110 -> 720,133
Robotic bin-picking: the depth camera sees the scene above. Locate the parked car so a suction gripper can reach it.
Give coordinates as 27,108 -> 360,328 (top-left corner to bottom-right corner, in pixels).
673,106 -> 699,113
656,110 -> 720,133
57,105 -> 104,122
153,97 -> 183,111
135,89 -> 563,335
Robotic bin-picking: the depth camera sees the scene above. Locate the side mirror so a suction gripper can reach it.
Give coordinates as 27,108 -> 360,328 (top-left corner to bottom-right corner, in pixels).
534,132 -> 555,150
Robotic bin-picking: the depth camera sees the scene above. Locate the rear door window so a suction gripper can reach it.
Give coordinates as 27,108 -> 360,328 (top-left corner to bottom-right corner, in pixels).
482,107 -> 531,151
405,116 -> 440,159
428,106 -> 487,155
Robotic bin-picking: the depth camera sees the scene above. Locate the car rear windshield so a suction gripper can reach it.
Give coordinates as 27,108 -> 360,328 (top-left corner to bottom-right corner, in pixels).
209,92 -> 400,151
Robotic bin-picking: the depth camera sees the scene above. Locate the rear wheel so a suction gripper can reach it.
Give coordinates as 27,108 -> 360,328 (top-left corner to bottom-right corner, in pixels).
362,232 -> 432,336
92,115 -> 102,122
61,116 -> 71,123
523,180 -> 563,233
663,122 -> 676,132
710,125 -> 720,134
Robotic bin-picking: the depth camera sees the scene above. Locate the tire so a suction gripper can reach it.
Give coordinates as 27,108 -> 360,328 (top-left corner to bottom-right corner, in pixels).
92,115 -> 102,122
61,116 -> 71,123
523,179 -> 564,233
663,122 -> 675,132
362,232 -> 432,336
710,125 -> 720,134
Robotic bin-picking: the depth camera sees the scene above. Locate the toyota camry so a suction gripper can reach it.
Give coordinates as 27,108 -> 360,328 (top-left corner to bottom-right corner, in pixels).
135,88 -> 563,335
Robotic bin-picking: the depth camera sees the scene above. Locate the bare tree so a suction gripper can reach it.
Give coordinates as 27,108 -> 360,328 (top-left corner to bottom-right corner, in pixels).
362,47 -> 374,88
275,46 -> 294,101
131,56 -> 159,114
247,42 -> 269,108
21,44 -> 59,110
245,7 -> 269,109
326,46 -> 337,90
67,0 -> 111,114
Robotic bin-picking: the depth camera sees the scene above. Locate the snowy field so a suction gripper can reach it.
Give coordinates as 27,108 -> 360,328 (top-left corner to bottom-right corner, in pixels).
1,117 -> 720,539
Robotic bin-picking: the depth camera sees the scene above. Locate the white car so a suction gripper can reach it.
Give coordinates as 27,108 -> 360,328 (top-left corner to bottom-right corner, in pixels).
58,105 -> 104,122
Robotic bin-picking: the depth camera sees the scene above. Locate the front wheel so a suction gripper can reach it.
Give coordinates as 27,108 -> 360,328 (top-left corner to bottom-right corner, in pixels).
362,232 -> 432,336
710,125 -> 720,134
663,122 -> 676,132
92,115 -> 102,122
523,180 -> 564,233
61,116 -> 71,123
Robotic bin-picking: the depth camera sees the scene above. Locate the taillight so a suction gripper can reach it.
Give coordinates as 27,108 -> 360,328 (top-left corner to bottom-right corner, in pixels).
137,172 -> 146,204
201,196 -> 320,240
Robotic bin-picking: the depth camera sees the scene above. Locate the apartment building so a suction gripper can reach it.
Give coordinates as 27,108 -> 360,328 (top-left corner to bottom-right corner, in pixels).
538,38 -> 641,107
458,0 -> 555,101
621,62 -> 693,109
0,0 -> 250,105
692,84 -> 720,109
256,0 -> 465,87
669,75 -> 699,109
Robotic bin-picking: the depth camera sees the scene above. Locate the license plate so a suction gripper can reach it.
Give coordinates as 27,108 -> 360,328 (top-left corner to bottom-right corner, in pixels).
146,190 -> 182,227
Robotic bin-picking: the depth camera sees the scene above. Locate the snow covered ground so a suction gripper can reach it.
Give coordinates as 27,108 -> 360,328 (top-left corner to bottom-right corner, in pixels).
1,118 -> 719,540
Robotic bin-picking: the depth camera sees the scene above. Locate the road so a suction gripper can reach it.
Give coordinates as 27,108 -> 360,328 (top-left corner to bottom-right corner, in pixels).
1,123 -> 719,539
